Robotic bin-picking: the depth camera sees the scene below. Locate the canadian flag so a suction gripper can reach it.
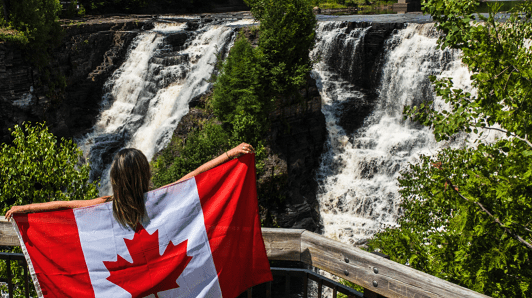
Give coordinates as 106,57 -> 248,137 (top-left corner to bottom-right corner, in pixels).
13,154 -> 272,298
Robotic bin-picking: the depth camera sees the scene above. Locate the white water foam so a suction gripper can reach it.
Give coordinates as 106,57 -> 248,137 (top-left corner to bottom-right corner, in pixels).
78,22 -> 236,195
312,23 -> 474,246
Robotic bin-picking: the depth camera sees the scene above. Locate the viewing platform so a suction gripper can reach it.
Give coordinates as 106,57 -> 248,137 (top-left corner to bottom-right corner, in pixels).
0,217 -> 490,298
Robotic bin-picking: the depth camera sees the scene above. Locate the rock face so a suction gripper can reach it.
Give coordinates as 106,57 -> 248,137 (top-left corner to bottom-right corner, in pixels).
0,18 -> 153,143
0,42 -> 46,142
328,22 -> 404,136
260,77 -> 326,232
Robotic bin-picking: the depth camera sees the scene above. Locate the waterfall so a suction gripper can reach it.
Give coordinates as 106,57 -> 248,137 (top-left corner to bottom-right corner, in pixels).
78,20 -> 251,195
312,23 -> 473,246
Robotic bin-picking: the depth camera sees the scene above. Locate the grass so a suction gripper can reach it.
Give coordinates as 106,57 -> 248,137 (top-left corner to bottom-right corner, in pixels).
0,27 -> 28,44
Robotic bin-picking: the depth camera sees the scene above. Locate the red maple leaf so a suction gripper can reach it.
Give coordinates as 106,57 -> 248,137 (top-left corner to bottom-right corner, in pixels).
103,223 -> 193,298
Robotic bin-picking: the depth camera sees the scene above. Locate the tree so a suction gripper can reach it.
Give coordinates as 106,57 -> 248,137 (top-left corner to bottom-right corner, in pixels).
368,1 -> 532,297
0,122 -> 99,213
245,0 -> 317,97
211,33 -> 269,147
0,122 -> 99,297
151,120 -> 232,188
0,0 -> 62,67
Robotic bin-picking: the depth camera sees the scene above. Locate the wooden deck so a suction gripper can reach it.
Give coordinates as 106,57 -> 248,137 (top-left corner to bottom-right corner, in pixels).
0,217 -> 490,297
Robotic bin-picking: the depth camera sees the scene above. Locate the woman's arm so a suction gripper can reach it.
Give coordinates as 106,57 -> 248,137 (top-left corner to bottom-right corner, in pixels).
5,196 -> 111,221
176,142 -> 254,183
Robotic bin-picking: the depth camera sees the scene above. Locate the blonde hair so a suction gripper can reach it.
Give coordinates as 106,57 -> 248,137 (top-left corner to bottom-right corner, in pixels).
110,148 -> 151,229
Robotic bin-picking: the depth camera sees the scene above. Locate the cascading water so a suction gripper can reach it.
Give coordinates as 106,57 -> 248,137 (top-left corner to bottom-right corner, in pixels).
78,20 -> 252,195
312,23 -> 473,246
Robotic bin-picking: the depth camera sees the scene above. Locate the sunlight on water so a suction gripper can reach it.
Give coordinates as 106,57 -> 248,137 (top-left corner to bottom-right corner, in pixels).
312,23 -> 474,247
77,22 -> 237,195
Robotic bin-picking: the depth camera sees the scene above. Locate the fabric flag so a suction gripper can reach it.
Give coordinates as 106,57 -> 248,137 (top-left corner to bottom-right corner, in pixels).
13,154 -> 272,298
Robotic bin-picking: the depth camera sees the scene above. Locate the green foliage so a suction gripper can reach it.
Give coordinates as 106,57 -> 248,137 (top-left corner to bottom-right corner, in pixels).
211,34 -> 270,146
0,122 -> 99,212
0,27 -> 27,44
0,122 -> 98,297
370,145 -> 532,297
245,0 -> 317,97
338,278 -> 365,297
0,0 -> 63,68
370,1 -> 532,297
151,120 -> 233,188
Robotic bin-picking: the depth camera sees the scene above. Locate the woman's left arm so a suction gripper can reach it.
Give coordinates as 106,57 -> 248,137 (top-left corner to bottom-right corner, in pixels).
176,142 -> 254,183
5,196 -> 111,221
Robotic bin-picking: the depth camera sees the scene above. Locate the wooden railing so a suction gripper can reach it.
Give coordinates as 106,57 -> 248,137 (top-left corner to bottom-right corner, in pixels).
262,228 -> 490,298
0,218 -> 489,298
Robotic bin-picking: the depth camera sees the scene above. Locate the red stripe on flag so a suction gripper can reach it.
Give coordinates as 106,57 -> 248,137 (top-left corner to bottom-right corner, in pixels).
195,153 -> 272,298
14,210 -> 95,298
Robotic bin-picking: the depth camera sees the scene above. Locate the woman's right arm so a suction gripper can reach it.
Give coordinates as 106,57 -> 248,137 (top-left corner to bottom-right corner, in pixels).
176,142 -> 254,183
5,196 -> 111,221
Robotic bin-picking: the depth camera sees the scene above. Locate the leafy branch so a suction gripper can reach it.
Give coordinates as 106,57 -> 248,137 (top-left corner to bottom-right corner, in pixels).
479,126 -> 532,149
446,179 -> 532,250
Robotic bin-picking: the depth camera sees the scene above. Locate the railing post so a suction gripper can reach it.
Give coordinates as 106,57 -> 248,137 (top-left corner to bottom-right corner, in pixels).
7,259 -> 13,298
266,281 -> 271,298
18,259 -> 29,298
23,260 -> 29,298
303,272 -> 308,298
317,278 -> 323,298
285,271 -> 290,298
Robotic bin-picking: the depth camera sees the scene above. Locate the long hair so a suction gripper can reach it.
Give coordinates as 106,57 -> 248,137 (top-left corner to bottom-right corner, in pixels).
110,148 -> 151,229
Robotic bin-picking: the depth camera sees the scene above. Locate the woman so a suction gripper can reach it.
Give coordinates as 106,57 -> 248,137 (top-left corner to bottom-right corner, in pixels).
5,142 -> 254,228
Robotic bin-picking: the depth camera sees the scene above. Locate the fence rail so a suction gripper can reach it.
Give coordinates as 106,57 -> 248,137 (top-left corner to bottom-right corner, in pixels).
262,228 -> 490,298
0,217 -> 490,298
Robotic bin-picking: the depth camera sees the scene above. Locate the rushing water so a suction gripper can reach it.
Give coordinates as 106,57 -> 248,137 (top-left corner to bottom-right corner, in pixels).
312,23 -> 473,246
80,18 -> 480,247
78,21 -> 248,195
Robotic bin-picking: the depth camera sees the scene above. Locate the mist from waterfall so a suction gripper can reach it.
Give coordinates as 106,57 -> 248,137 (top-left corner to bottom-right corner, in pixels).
312,23 -> 473,246
78,21 -> 248,195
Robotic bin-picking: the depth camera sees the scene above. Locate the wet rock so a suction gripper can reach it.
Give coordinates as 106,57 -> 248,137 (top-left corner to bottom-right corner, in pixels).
185,21 -> 199,31
89,130 -> 128,182
262,75 -> 327,232
337,93 -> 375,135
165,32 -> 189,48
323,22 -> 405,135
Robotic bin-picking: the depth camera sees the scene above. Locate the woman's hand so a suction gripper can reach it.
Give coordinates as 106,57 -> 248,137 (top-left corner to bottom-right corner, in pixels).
227,143 -> 255,159
5,205 -> 30,221
175,142 -> 256,184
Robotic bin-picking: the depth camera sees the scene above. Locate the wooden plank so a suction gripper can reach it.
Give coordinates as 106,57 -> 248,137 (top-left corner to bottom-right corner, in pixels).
300,231 -> 490,298
261,228 -> 304,261
0,220 -> 307,252
0,217 -> 20,246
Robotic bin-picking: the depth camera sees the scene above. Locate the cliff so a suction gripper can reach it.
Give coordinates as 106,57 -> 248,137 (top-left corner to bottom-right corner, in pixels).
0,17 -> 154,143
